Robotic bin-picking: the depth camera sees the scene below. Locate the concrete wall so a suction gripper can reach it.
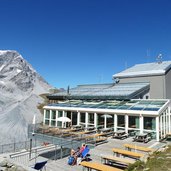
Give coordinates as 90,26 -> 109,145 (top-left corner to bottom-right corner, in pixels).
118,75 -> 165,99
165,69 -> 171,99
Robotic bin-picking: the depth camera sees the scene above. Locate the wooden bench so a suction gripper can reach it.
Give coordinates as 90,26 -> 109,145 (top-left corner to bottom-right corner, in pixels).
124,144 -> 154,153
112,148 -> 144,160
101,155 -> 135,166
87,137 -> 108,146
80,161 -> 123,171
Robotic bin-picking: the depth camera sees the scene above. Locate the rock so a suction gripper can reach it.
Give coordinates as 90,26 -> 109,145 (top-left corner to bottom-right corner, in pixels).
8,165 -> 17,171
157,157 -> 164,160
143,168 -> 150,171
6,162 -> 13,168
16,166 -> 27,171
0,159 -> 8,167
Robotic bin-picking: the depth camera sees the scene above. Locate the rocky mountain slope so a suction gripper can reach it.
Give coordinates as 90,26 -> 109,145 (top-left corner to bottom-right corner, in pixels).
0,50 -> 52,144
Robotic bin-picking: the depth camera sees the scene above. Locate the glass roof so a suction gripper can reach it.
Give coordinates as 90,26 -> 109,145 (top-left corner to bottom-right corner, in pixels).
48,82 -> 150,100
48,99 -> 168,112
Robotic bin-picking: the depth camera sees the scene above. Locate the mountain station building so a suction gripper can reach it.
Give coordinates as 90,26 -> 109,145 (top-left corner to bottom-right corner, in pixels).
43,61 -> 171,141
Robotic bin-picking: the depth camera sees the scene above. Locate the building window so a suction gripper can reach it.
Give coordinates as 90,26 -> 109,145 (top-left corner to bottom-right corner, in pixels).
129,116 -> 139,128
51,120 -> 56,126
72,112 -> 77,125
144,117 -> 156,130
88,113 -> 94,124
117,115 -> 125,127
45,120 -> 49,125
80,112 -> 85,123
52,110 -> 56,119
97,114 -> 104,128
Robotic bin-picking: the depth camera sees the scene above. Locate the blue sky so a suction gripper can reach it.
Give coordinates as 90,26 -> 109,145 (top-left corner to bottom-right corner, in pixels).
0,0 -> 171,89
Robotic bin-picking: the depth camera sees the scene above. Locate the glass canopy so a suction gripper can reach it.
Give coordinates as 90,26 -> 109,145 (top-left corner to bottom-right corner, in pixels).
48,99 -> 168,112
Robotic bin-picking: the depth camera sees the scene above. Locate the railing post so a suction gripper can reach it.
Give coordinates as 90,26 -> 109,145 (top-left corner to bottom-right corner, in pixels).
55,145 -> 57,160
29,138 -> 32,159
60,146 -> 63,159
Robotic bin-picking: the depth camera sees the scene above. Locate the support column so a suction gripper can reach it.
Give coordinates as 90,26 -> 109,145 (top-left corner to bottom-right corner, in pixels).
140,115 -> 143,134
166,109 -> 168,134
156,116 -> 160,141
62,111 -> 65,128
125,115 -> 128,133
160,115 -> 163,139
49,110 -> 52,126
94,113 -> 97,128
56,110 -> 58,127
77,112 -> 80,126
114,114 -> 117,132
85,112 -> 89,129
163,112 -> 166,138
43,109 -> 46,125
71,112 -> 73,126
169,107 -> 171,133
104,116 -> 107,129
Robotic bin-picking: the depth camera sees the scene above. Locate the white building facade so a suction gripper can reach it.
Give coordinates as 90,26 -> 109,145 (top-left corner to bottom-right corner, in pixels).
43,99 -> 171,141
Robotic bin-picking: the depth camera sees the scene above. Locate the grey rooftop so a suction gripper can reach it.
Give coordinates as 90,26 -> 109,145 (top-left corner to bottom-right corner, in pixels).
48,82 -> 150,100
113,61 -> 171,78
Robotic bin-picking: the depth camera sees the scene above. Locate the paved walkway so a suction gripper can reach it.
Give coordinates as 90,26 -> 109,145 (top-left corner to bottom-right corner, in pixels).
44,137 -> 162,171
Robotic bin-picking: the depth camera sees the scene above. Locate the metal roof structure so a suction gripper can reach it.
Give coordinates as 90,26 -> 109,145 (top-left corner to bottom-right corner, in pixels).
113,61 -> 171,78
47,82 -> 150,100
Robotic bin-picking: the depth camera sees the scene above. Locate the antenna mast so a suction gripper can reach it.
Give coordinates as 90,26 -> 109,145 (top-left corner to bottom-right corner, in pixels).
156,54 -> 162,64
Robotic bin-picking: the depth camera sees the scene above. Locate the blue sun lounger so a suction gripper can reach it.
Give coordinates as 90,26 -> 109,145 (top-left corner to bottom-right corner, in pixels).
82,147 -> 90,160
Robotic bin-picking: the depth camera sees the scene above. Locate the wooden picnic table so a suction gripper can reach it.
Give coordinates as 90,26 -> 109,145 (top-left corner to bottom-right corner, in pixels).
80,161 -> 123,171
112,148 -> 144,159
101,155 -> 135,166
124,144 -> 154,152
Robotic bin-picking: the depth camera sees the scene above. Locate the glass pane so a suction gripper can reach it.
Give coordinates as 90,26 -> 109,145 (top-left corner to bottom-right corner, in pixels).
58,111 -> 63,117
144,117 -> 156,130
45,120 -> 49,125
52,110 -> 56,119
45,110 -> 50,118
88,113 -> 94,124
72,112 -> 77,125
80,113 -> 85,123
97,114 -> 104,128
51,120 -> 56,126
129,116 -> 139,128
118,115 -> 125,127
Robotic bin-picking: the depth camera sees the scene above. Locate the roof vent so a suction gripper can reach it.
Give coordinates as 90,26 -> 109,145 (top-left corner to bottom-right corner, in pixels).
156,54 -> 162,64
114,78 -> 120,84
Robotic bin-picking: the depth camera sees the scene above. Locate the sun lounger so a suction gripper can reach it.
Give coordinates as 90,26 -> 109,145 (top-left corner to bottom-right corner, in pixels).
80,161 -> 123,171
101,155 -> 135,166
112,148 -> 144,160
124,144 -> 154,153
81,147 -> 90,160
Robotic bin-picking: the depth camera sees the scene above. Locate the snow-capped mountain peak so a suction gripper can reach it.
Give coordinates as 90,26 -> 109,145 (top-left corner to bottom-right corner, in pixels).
0,50 -> 53,144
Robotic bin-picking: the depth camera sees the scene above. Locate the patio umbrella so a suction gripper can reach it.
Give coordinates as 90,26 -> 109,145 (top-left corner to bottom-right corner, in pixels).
101,114 -> 112,118
101,114 -> 112,129
56,116 -> 71,128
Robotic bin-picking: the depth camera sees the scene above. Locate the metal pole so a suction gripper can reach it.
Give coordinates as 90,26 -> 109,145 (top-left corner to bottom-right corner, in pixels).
29,138 -> 32,159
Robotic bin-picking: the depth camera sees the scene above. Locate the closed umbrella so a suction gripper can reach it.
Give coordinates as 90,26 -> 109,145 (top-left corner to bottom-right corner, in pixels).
32,114 -> 36,134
